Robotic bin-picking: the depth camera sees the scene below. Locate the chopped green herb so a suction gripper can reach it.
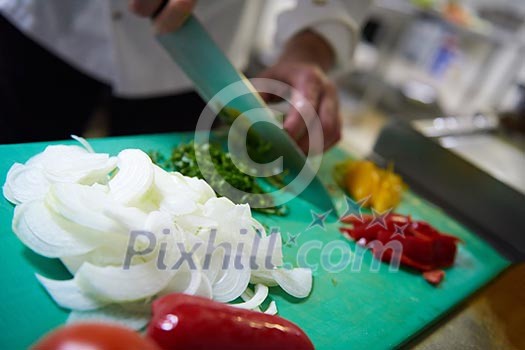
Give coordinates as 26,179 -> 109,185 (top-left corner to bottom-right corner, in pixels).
151,142 -> 287,216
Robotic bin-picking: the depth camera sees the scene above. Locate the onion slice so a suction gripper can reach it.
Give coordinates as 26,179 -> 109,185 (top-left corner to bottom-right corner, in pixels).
231,284 -> 268,310
250,269 -> 278,287
67,303 -> 150,330
192,274 -> 213,299
271,268 -> 312,299
212,262 -> 251,302
75,260 -> 174,302
13,201 -> 97,258
36,274 -> 108,311
3,164 -> 49,205
71,135 -> 95,153
109,149 -> 154,205
46,183 -> 123,234
28,144 -> 117,184
265,301 -> 278,315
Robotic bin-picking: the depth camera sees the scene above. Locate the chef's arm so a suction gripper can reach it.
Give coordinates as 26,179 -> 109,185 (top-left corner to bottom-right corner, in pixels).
273,0 -> 371,74
258,0 -> 372,152
257,30 -> 339,152
275,29 -> 335,72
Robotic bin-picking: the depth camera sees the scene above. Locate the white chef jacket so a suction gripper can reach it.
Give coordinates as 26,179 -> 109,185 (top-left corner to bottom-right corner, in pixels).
0,0 -> 370,98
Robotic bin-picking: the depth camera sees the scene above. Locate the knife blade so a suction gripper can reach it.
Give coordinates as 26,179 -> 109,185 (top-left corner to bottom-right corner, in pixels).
157,16 -> 335,213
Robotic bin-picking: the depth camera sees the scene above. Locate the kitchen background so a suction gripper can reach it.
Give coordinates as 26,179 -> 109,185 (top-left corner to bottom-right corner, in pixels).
251,0 -> 525,194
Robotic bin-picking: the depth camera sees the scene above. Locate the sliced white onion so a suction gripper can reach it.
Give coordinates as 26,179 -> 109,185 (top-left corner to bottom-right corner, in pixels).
231,284 -> 268,310
239,286 -> 261,312
144,210 -> 183,241
27,145 -> 87,168
71,135 -> 95,153
181,267 -> 204,296
174,213 -> 217,236
67,304 -> 150,331
173,172 -> 216,204
249,269 -> 278,287
264,301 -> 278,315
271,268 -> 312,299
143,211 -> 186,270
76,260 -> 174,302
109,149 -> 154,205
255,232 -> 283,269
159,264 -> 193,296
159,196 -> 197,217
154,167 -> 200,216
212,262 -> 251,302
192,274 -> 213,299
65,242 -> 133,271
3,141 -> 314,325
12,201 -> 97,257
36,274 -> 108,311
119,300 -> 152,314
28,144 -> 117,185
104,205 -> 148,233
198,248 -> 225,286
3,164 -> 49,205
46,183 -> 124,234
61,256 -> 86,275
44,153 -> 117,185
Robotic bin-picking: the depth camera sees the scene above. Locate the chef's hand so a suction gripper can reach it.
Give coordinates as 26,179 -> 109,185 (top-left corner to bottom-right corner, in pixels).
129,0 -> 196,33
257,30 -> 341,153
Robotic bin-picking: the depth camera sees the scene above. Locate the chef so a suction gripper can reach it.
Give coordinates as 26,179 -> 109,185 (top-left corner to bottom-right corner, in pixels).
0,0 -> 371,150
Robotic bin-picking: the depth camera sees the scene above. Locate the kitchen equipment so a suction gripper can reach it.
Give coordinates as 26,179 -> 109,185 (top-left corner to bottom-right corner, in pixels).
374,121 -> 525,260
412,113 -> 499,137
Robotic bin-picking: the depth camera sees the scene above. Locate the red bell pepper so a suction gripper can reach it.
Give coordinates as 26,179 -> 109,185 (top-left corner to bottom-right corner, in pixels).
340,214 -> 460,285
147,293 -> 314,350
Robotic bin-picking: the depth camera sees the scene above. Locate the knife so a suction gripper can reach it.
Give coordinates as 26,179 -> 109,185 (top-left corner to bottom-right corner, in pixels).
156,15 -> 335,213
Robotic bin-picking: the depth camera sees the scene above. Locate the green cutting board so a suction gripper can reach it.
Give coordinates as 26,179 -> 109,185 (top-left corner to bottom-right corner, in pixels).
0,133 -> 509,349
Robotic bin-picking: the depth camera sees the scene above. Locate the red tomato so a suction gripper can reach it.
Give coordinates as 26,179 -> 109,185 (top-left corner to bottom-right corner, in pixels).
32,322 -> 161,350
147,293 -> 314,350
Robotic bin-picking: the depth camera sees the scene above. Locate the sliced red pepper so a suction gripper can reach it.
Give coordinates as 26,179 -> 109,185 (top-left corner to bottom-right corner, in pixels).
403,236 -> 435,267
388,214 -> 412,225
433,236 -> 457,267
339,213 -> 460,278
405,226 -> 434,242
400,254 -> 435,272
438,232 -> 462,244
340,226 -> 379,243
423,270 -> 445,285
412,221 -> 441,237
